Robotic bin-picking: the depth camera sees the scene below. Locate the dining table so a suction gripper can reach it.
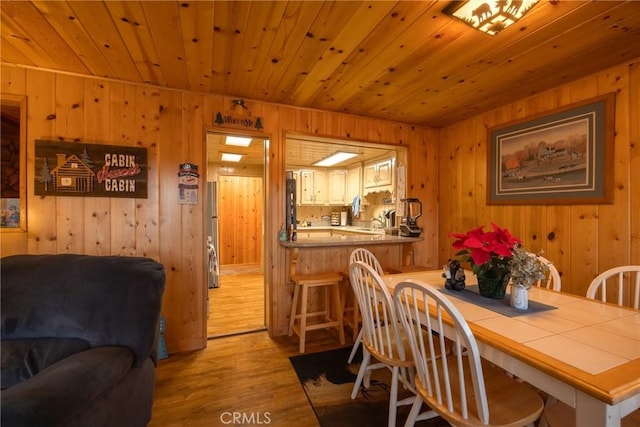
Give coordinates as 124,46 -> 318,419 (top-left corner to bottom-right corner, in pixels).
382,270 -> 640,427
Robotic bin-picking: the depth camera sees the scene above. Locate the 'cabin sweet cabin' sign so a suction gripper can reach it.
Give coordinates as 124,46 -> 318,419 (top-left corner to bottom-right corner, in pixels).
34,140 -> 148,198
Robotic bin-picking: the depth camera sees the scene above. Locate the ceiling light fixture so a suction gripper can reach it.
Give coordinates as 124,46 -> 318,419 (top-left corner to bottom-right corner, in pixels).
313,151 -> 358,167
443,0 -> 540,36
225,136 -> 252,147
221,153 -> 243,162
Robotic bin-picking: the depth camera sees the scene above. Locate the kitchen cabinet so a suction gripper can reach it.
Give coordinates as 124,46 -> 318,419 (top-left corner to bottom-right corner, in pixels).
346,166 -> 361,202
294,168 -> 358,205
291,171 -> 300,204
298,170 -> 314,205
298,170 -> 327,205
364,158 -> 393,188
314,170 -> 328,204
297,229 -> 332,239
327,170 -> 346,205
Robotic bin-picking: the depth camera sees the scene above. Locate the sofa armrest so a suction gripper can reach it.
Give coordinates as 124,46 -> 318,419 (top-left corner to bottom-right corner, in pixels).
1,346 -> 135,427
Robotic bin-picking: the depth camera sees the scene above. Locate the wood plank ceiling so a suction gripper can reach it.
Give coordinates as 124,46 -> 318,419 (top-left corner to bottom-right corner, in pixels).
2,1 -> 640,129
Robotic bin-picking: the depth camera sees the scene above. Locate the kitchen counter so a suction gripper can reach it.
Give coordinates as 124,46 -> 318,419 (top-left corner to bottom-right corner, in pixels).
279,230 -> 421,248
280,234 -> 422,248
280,226 -> 422,278
280,227 -> 422,325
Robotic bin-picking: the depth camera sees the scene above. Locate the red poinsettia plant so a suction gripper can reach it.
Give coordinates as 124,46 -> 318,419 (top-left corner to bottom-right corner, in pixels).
448,223 -> 521,280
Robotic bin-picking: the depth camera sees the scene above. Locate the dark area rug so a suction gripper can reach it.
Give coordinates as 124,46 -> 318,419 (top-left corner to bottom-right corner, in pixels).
289,346 -> 448,427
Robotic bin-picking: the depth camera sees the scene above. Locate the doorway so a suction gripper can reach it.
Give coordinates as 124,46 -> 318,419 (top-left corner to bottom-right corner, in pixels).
206,131 -> 267,338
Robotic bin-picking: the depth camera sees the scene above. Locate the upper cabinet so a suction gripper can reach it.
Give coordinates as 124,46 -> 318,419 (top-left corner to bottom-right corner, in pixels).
327,170 -> 346,205
364,158 -> 394,189
299,170 -> 319,205
314,170 -> 328,204
362,157 -> 395,204
286,134 -> 405,207
346,166 -> 361,202
290,159 -> 396,206
294,169 -> 347,206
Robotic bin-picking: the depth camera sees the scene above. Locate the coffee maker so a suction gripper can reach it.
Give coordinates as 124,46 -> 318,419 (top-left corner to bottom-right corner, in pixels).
399,198 -> 422,237
383,209 -> 396,229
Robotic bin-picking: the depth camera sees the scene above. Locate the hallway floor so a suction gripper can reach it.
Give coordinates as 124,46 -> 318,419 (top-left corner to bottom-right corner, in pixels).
207,264 -> 265,338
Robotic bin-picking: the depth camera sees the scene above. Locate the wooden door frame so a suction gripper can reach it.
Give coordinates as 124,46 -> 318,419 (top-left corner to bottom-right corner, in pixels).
203,128 -> 271,343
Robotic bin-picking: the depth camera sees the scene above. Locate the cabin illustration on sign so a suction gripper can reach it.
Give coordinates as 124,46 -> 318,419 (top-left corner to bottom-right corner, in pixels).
50,153 -> 96,193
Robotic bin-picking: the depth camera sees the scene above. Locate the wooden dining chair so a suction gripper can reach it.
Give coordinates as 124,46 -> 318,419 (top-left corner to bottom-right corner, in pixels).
393,279 -> 544,427
348,261 -> 437,427
586,265 -> 640,309
535,255 -> 562,291
345,248 -> 384,363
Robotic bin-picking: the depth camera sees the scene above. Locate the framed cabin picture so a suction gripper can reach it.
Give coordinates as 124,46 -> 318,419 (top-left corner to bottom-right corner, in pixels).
487,93 -> 615,205
34,140 -> 148,198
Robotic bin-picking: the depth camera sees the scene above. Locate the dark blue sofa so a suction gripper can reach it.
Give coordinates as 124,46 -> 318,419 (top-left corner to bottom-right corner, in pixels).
1,254 -> 166,427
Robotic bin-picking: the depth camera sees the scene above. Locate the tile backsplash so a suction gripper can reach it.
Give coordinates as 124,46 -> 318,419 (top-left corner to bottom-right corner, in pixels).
297,202 -> 396,228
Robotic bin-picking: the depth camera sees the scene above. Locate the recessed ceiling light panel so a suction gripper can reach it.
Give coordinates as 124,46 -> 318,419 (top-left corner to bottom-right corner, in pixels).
313,151 -> 358,167
221,152 -> 243,162
225,136 -> 252,147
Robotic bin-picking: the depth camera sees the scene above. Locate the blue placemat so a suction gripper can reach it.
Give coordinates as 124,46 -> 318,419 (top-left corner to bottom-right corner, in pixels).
441,285 -> 557,317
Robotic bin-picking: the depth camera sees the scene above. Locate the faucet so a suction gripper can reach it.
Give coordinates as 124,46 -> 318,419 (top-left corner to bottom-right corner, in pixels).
370,215 -> 385,229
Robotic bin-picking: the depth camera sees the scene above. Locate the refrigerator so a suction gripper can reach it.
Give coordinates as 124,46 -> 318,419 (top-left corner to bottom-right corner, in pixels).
206,181 -> 220,289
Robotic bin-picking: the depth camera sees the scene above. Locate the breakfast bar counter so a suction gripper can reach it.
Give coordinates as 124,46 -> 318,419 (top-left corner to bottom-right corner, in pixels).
280,227 -> 425,347
279,228 -> 421,248
280,226 -> 422,277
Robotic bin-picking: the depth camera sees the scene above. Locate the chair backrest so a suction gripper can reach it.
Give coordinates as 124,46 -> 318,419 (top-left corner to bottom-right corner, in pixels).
535,255 -> 562,291
349,247 -> 383,275
393,279 -> 490,424
586,265 -> 640,309
349,261 -> 406,363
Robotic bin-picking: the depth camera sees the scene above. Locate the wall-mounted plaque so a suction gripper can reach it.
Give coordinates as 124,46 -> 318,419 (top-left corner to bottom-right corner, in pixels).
34,140 -> 148,198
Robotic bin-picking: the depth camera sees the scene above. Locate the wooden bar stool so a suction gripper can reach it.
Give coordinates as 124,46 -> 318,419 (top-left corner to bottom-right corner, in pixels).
288,272 -> 345,353
340,282 -> 360,341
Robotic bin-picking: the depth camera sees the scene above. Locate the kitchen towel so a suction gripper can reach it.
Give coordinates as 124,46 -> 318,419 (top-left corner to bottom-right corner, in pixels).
351,196 -> 360,218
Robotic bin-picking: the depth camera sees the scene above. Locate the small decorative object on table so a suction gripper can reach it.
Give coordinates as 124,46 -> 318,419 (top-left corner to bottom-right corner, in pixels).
443,258 -> 466,291
449,223 -> 549,306
509,244 -> 549,310
449,223 -> 518,299
510,283 -> 529,309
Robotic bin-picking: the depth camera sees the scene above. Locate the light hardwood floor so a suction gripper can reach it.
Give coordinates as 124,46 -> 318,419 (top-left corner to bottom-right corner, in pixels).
207,264 -> 265,338
151,262 -> 350,426
153,307 -> 640,427
150,330 -> 351,427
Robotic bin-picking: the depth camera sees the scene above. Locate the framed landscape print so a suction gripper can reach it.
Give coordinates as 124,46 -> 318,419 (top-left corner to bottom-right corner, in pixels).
487,93 -> 615,205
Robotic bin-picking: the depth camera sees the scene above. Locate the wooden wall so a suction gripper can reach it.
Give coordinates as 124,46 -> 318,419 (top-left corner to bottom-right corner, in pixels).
438,59 -> 640,299
0,63 -> 439,352
217,175 -> 263,266
6,58 -> 634,353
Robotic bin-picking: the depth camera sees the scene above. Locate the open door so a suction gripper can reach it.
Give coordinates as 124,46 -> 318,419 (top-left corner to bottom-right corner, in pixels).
205,132 -> 267,338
